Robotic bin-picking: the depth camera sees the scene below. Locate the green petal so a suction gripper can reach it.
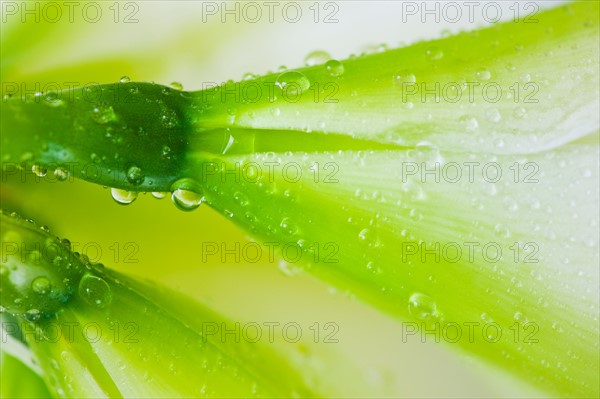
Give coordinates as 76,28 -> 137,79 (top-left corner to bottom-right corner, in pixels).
1,351 -> 52,398
0,211 -> 315,398
1,2 -> 598,397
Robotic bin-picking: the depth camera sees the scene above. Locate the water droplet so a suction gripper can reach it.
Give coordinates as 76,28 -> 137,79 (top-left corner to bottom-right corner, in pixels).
366,261 -> 382,274
170,82 -> 183,91
91,104 -> 116,124
171,189 -> 203,212
160,109 -> 179,129
358,228 -> 373,242
513,311 -> 525,321
393,70 -> 416,86
111,188 -> 138,205
244,212 -> 257,223
459,115 -> 479,130
476,68 -> 491,80
79,275 -> 112,308
325,60 -> 344,77
233,191 -> 249,207
151,192 -> 167,199
119,76 -> 130,83
44,91 -> 64,107
480,312 -> 494,323
162,145 -> 172,160
242,72 -> 257,80
304,50 -> 331,66
25,309 -> 41,321
32,277 -> 51,295
126,165 -> 145,186
54,167 -> 69,181
280,218 -> 298,236
485,108 -> 501,122
425,47 -> 444,61
32,163 -> 47,177
408,292 -> 439,320
275,71 -> 310,96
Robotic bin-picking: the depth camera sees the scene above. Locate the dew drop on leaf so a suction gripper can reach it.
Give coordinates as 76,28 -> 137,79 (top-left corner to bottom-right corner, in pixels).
111,188 -> 138,205
233,191 -> 249,207
425,47 -> 444,61
244,212 -> 257,223
119,76 -> 131,83
44,91 -> 64,107
408,292 -> 439,320
393,70 -> 416,86
151,192 -> 167,199
280,217 -> 298,236
126,165 -> 145,186
54,167 -> 69,181
358,228 -> 371,241
162,145 -> 172,160
32,163 -> 47,177
476,68 -> 491,80
513,311 -> 525,321
79,275 -> 112,308
31,277 -> 51,295
160,109 -> 180,129
305,50 -> 331,66
275,71 -> 310,96
171,189 -> 203,212
91,104 -> 116,124
480,312 -> 494,323
325,60 -> 345,77
170,82 -> 183,91
25,309 -> 41,321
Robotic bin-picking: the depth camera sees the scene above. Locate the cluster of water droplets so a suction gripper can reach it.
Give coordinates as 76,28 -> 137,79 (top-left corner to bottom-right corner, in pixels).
0,211 -> 115,323
109,174 -> 205,212
28,162 -> 70,182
